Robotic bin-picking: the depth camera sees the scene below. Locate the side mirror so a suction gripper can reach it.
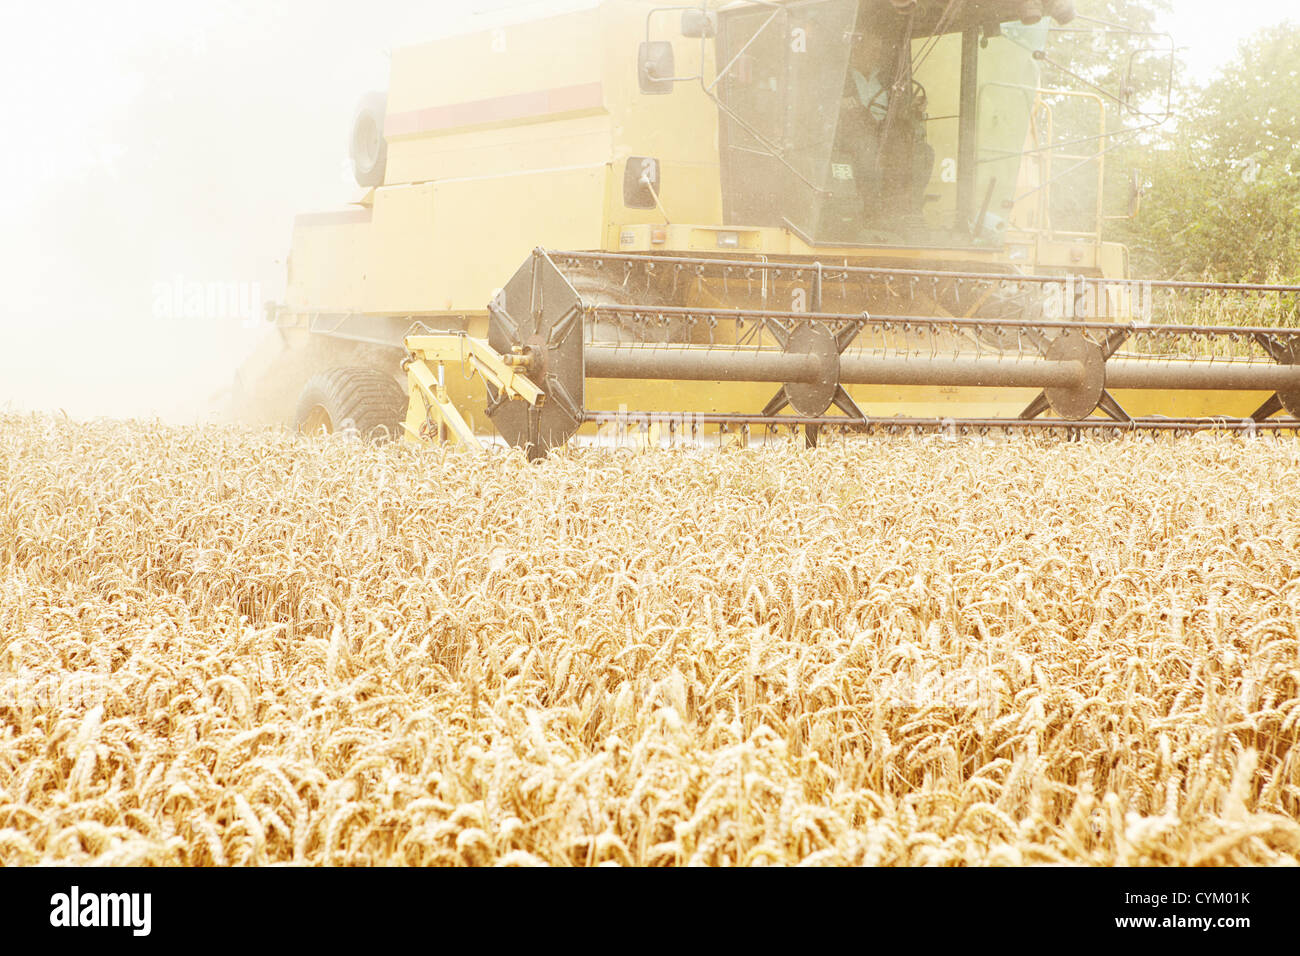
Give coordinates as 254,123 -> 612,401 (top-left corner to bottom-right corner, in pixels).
682,9 -> 717,39
638,41 -> 675,94
623,157 -> 661,209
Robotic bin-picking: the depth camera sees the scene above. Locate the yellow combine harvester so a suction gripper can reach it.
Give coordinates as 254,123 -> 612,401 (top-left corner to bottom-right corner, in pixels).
241,0 -> 1300,457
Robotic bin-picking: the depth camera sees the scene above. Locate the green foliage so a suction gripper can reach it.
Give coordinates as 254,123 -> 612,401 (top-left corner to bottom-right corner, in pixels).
1048,0 -> 1170,85
1121,21 -> 1300,282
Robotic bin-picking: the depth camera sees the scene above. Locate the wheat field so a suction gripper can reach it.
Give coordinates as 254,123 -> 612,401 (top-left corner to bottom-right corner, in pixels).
1,414 -> 1299,866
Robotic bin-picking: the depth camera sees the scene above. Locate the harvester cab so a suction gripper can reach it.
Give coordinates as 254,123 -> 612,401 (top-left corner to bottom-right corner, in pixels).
242,0 -> 1300,459
687,0 -> 1048,246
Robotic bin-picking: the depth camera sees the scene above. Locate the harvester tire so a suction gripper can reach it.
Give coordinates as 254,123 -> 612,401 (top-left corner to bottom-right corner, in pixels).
350,92 -> 388,188
294,367 -> 407,442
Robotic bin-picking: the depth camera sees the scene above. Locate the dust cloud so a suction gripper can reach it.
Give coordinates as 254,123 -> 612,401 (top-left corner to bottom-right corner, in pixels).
0,1 -> 573,424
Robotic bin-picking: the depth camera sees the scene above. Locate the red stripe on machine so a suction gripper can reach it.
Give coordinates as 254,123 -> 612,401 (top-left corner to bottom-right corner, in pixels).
384,82 -> 605,137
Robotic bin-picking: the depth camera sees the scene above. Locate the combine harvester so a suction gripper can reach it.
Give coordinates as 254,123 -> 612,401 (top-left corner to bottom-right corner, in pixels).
240,0 -> 1300,458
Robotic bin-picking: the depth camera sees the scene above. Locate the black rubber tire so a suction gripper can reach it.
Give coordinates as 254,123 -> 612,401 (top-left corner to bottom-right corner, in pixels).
350,92 -> 388,188
294,367 -> 407,443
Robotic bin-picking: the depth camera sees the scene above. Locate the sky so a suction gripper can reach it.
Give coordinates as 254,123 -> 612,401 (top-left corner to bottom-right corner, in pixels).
0,0 -> 1295,420
1158,1 -> 1296,82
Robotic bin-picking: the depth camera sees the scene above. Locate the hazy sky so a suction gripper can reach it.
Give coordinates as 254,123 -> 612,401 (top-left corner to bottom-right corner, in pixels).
0,0 -> 1294,420
1159,0 -> 1296,80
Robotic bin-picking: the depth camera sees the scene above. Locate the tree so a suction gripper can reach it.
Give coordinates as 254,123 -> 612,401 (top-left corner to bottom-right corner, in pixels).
1122,22 -> 1300,282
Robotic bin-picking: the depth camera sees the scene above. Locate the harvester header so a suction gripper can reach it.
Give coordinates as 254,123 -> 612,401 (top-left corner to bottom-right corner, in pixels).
405,249 -> 1300,458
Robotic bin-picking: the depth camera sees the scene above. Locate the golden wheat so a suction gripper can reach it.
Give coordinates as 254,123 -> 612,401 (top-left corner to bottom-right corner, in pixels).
1,414 -> 1298,866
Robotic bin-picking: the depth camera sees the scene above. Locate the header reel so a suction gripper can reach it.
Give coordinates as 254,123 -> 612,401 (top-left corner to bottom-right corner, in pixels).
406,249 -> 1300,459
